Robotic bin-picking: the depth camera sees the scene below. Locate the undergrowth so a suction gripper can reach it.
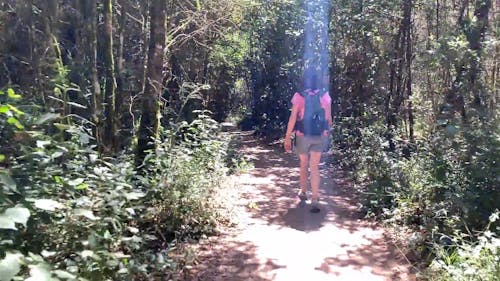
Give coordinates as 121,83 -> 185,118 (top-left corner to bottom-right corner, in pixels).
0,90 -> 236,280
332,116 -> 499,280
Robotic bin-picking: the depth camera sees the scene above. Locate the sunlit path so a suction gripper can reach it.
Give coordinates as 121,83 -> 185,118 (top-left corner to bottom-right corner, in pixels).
185,131 -> 415,281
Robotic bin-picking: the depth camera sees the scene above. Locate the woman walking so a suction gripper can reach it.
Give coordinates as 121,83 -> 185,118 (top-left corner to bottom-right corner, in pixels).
284,76 -> 332,213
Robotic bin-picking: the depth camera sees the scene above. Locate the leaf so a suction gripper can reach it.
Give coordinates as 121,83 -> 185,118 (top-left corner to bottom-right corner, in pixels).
79,132 -> 90,144
35,113 -> 60,125
26,263 -> 51,281
125,192 -> 146,200
51,151 -> 64,159
40,250 -> 57,258
7,105 -> 23,115
53,270 -> 76,280
34,199 -> 64,211
4,207 -> 30,227
53,176 -> 63,184
0,105 -> 9,114
73,208 -> 98,220
54,123 -> 71,131
0,172 -> 17,192
111,252 -> 130,259
0,215 -> 16,230
36,140 -> 51,148
75,183 -> 89,190
0,252 -> 23,281
7,88 -> 21,99
436,119 -> 448,126
66,101 -> 87,109
446,124 -> 458,136
80,250 -> 94,259
0,90 -> 4,95
67,178 -> 84,186
0,154 -> 5,162
6,117 -> 24,129
127,226 -> 139,234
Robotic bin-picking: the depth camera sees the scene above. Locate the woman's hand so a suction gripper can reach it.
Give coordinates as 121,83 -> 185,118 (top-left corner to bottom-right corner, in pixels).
284,136 -> 292,152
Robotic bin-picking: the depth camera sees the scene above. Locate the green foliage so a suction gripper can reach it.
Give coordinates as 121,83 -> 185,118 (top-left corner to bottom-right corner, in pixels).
141,113 -> 229,240
427,212 -> 500,281
241,0 -> 304,137
0,108 -> 233,279
339,117 -> 499,277
0,89 -> 25,146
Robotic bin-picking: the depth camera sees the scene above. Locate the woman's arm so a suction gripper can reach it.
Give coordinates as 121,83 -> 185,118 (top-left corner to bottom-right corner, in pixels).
285,104 -> 300,139
284,104 -> 300,152
325,101 -> 332,127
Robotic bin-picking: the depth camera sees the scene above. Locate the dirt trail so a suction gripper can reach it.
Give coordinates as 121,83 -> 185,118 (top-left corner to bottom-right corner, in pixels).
185,131 -> 415,281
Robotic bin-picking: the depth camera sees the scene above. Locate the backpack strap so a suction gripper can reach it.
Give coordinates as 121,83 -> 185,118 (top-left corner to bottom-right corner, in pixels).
302,88 -> 325,97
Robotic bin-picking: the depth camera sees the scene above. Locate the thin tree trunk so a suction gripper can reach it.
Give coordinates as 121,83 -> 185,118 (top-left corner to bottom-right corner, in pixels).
102,0 -> 117,154
40,0 -> 58,109
436,0 -> 440,40
405,0 -> 414,142
493,0 -> 499,118
140,1 -> 150,96
135,0 -> 167,167
79,0 -> 102,148
26,0 -> 40,101
449,0 -> 491,121
115,0 -> 128,148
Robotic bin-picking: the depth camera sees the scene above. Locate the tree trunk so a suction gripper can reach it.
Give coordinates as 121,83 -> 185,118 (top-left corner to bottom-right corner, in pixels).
135,0 -> 167,167
78,0 -> 102,149
139,1 -> 150,96
493,0 -> 499,118
40,0 -> 58,109
405,0 -> 414,143
102,0 -> 117,154
26,0 -> 39,97
386,21 -> 403,151
449,0 -> 491,121
435,0 -> 440,40
386,0 -> 413,149
115,0 -> 128,149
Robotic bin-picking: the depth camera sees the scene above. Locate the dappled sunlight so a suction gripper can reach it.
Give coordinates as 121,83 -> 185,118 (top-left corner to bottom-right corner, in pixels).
186,131 -> 415,280
184,239 -> 283,281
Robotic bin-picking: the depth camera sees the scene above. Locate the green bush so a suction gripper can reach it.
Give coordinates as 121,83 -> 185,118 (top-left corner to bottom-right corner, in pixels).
140,113 -> 229,238
427,212 -> 500,281
0,106 -> 233,280
345,119 -> 499,230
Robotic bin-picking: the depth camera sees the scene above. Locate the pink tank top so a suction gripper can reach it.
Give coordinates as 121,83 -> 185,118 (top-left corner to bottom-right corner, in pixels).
291,89 -> 332,136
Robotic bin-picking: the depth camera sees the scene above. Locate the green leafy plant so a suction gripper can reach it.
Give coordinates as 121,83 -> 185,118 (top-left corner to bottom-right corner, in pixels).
428,211 -> 500,281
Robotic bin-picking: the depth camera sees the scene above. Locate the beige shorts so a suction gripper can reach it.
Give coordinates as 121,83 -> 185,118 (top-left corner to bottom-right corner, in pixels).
294,135 -> 328,155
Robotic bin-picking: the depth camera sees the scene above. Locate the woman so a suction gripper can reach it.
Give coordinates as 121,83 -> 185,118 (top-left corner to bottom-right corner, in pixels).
284,80 -> 332,213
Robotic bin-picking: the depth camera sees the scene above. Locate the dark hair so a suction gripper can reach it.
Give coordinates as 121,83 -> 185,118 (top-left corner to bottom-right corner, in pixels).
303,67 -> 320,90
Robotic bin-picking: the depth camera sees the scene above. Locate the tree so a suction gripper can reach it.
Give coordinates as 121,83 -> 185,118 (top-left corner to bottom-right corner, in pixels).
102,0 -> 117,153
135,0 -> 167,167
78,0 -> 102,148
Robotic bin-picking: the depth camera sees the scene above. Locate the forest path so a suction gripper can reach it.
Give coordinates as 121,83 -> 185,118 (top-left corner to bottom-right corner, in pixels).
184,130 -> 415,281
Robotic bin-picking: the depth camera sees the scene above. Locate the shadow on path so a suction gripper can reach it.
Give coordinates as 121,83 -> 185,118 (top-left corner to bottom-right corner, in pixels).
185,130 -> 415,281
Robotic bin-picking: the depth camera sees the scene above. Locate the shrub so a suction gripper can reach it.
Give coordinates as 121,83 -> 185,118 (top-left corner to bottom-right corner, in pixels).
427,212 -> 500,281
0,107 -> 233,280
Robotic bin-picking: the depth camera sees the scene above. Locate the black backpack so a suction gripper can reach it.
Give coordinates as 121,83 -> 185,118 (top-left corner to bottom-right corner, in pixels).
294,90 -> 328,136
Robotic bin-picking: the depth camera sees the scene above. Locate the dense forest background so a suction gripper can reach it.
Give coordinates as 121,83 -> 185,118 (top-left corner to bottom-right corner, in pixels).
0,0 -> 498,280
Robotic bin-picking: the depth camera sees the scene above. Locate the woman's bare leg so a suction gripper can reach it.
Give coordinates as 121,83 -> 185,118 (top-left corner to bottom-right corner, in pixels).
309,151 -> 322,201
299,154 -> 309,194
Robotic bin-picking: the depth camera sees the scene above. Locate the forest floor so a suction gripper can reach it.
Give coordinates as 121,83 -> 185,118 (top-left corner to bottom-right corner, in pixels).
178,130 -> 416,281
